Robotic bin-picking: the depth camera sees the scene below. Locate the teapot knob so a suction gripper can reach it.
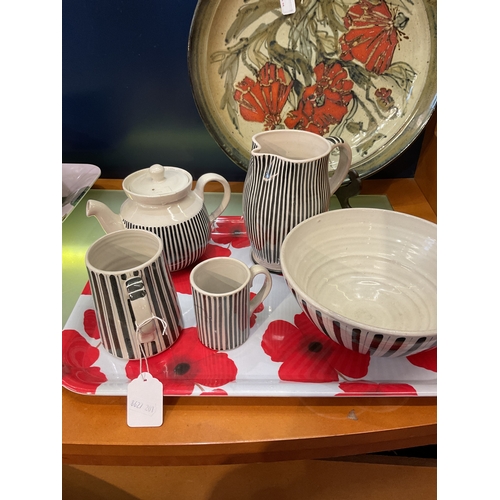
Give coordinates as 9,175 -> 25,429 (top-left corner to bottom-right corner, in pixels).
149,164 -> 165,182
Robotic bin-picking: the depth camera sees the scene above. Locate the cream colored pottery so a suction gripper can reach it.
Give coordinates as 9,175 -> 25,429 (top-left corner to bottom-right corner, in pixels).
280,208 -> 437,357
87,164 -> 231,271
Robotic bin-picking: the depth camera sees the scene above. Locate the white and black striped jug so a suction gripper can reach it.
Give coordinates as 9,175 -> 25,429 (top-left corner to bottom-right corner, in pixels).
242,129 -> 352,272
85,229 -> 183,360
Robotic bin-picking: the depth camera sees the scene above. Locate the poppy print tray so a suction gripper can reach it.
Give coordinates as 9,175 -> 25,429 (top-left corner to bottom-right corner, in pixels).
62,216 -> 437,397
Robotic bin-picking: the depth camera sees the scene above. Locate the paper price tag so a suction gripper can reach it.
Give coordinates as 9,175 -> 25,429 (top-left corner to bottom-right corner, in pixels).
280,0 -> 296,15
127,372 -> 164,427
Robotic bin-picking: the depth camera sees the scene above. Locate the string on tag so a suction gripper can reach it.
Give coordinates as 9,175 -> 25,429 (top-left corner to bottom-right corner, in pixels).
138,342 -> 150,380
135,316 -> 169,381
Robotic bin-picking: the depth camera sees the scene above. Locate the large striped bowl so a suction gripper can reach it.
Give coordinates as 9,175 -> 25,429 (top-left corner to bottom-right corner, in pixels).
280,208 -> 437,358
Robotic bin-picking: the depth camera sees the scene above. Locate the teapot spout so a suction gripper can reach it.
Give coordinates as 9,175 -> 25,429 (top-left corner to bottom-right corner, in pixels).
86,199 -> 124,233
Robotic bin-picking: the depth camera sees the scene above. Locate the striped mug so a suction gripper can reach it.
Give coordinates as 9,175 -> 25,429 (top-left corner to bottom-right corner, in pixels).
190,257 -> 272,350
243,129 -> 352,272
85,229 -> 183,360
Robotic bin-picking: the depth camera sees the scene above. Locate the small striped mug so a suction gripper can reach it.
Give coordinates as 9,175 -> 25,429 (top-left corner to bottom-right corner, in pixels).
190,257 -> 272,350
85,229 -> 183,360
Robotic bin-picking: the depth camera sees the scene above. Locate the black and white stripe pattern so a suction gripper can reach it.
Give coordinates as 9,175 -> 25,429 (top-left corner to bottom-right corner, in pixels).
123,208 -> 211,272
192,285 -> 250,351
88,251 -> 183,360
289,283 -> 437,358
243,142 -> 330,271
325,136 -> 343,145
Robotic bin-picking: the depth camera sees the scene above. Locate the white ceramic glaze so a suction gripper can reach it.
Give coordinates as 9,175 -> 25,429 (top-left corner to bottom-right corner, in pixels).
190,257 -> 272,350
86,164 -> 232,271
280,208 -> 437,358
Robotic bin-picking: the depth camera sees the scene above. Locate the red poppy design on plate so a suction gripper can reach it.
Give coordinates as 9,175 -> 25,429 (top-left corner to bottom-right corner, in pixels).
284,62 -> 353,135
407,347 -> 437,372
62,329 -> 107,393
234,62 -> 293,130
336,381 -> 417,396
82,282 -> 91,295
375,87 -> 394,111
211,217 -> 250,248
125,327 -> 238,395
339,0 -> 409,75
171,243 -> 232,295
261,313 -> 370,382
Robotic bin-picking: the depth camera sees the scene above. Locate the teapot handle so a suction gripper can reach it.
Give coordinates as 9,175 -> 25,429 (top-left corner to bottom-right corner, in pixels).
325,137 -> 353,196
194,173 -> 232,223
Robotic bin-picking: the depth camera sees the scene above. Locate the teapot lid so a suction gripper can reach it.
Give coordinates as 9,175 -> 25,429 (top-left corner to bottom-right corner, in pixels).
123,165 -> 192,205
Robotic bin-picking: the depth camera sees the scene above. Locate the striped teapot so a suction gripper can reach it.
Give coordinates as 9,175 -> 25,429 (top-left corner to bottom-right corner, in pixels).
242,130 -> 352,272
87,164 -> 231,272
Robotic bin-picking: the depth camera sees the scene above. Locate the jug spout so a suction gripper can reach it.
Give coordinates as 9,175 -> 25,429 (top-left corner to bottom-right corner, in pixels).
86,199 -> 124,234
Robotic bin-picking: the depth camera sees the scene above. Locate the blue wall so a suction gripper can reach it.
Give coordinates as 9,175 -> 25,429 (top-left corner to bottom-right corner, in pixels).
62,0 -> 423,182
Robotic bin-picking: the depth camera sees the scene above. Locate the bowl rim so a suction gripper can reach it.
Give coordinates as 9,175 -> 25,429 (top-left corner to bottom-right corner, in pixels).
280,208 -> 437,338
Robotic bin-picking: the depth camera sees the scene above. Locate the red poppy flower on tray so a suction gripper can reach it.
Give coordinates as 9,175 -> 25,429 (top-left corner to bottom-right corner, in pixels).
284,62 -> 353,135
83,309 -> 101,340
171,243 -> 232,295
62,329 -> 107,394
407,347 -> 437,372
249,292 -> 264,328
125,327 -> 238,395
261,313 -> 370,382
339,0 -> 409,75
200,388 -> 228,396
234,62 -> 293,130
336,381 -> 417,396
211,217 -> 250,248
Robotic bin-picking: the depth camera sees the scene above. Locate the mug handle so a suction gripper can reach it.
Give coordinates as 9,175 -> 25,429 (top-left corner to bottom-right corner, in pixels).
125,276 -> 156,343
194,173 -> 232,223
325,136 -> 353,196
248,265 -> 272,315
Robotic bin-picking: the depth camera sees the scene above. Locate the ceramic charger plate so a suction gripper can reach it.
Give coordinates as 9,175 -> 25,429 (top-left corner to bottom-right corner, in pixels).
188,0 -> 437,179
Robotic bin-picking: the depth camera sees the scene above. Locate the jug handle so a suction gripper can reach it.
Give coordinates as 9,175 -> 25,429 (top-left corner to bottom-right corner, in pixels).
125,276 -> 157,344
249,265 -> 272,315
194,173 -> 232,223
325,137 -> 352,196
